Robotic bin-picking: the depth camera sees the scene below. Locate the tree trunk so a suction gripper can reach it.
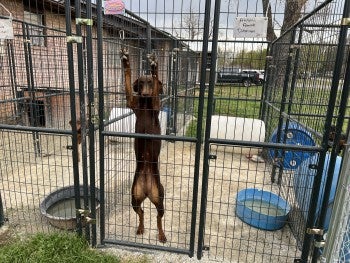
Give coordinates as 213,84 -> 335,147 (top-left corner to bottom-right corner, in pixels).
281,0 -> 308,33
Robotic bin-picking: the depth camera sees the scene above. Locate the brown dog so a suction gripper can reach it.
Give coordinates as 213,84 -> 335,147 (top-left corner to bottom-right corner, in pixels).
120,49 -> 166,243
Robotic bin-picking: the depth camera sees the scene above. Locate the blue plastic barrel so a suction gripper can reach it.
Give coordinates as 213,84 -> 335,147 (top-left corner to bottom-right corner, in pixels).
269,122 -> 316,170
293,153 -> 341,230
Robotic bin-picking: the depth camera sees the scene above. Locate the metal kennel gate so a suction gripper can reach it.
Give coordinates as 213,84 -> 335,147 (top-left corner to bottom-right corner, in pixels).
1,0 -> 350,262
195,0 -> 350,262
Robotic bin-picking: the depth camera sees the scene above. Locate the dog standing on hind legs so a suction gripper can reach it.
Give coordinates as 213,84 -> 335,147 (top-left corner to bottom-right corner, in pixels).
120,49 -> 167,243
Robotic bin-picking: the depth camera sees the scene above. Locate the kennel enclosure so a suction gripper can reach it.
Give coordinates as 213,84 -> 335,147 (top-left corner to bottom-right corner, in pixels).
1,0 -> 350,262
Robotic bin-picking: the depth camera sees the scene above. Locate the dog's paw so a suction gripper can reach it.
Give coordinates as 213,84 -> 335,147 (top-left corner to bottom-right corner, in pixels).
136,225 -> 144,235
158,233 -> 167,243
120,48 -> 129,61
147,53 -> 158,67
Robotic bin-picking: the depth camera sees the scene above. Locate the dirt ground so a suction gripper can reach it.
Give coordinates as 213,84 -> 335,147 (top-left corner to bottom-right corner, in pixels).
0,130 -> 300,262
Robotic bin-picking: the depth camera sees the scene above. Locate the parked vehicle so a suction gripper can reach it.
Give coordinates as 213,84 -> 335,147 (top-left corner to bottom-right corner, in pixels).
216,67 -> 260,87
242,69 -> 265,84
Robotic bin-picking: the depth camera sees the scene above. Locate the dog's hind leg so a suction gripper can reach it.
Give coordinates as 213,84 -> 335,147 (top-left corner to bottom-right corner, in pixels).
131,179 -> 146,235
149,182 -> 167,243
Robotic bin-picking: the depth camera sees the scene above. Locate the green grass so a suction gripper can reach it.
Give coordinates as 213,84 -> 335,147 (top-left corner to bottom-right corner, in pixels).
0,232 -> 128,263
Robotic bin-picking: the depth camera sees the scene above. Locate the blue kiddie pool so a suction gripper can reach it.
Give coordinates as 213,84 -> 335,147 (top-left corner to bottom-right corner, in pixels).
269,122 -> 316,170
236,188 -> 291,230
293,153 -> 341,230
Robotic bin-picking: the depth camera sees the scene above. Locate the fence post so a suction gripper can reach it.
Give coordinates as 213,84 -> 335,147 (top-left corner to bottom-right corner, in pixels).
301,1 -> 350,261
197,0 -> 221,259
64,0 -> 82,236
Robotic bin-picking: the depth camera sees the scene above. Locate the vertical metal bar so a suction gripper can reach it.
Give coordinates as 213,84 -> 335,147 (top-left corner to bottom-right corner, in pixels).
172,40 -> 178,134
323,122 -> 350,261
258,43 -> 271,121
85,0 -> 97,247
0,191 -> 4,227
190,0 -> 212,257
64,0 -> 82,236
96,0 -> 105,245
74,0 -> 90,242
7,41 -> 18,118
271,29 -> 296,184
197,0 -> 221,259
147,23 -> 152,54
311,12 -> 350,263
22,23 -> 41,156
301,1 -> 350,261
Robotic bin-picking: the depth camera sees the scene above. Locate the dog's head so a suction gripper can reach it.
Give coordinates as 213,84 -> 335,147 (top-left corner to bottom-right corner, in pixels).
133,75 -> 163,97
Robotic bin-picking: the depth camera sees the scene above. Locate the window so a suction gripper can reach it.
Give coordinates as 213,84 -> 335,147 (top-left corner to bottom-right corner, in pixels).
23,10 -> 45,46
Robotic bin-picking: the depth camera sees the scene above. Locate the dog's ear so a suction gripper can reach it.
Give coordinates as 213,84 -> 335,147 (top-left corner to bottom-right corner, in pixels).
158,80 -> 163,94
133,78 -> 140,92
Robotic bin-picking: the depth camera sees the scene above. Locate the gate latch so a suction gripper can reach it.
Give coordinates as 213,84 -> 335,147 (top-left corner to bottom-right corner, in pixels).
208,154 -> 217,160
77,209 -> 96,225
76,18 -> 93,26
67,36 -> 83,43
306,228 -> 324,235
314,240 -> 325,248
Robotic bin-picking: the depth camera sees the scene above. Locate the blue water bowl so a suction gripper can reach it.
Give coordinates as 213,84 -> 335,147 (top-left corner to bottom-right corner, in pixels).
236,188 -> 291,230
294,153 -> 342,230
269,122 -> 316,170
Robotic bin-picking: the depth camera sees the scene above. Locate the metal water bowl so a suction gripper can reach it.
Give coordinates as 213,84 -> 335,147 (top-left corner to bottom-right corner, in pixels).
40,185 -> 100,230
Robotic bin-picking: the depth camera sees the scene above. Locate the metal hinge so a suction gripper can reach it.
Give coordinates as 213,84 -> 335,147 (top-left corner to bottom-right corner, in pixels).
67,36 -> 83,43
77,209 -> 90,216
203,245 -> 210,251
341,18 -> 350,26
306,228 -> 324,235
76,18 -> 93,26
291,44 -> 300,49
91,115 -> 99,125
84,217 -> 96,225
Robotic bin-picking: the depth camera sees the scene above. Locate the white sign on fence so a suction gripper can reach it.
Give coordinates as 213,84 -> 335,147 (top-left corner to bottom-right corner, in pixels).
233,17 -> 268,38
0,17 -> 14,40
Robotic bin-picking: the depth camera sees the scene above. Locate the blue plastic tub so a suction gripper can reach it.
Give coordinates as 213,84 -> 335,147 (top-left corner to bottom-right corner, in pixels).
236,188 -> 290,230
293,153 -> 341,230
269,122 -> 315,170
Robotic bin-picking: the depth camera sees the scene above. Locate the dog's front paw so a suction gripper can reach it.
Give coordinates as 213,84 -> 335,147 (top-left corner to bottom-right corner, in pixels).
147,53 -> 158,67
120,48 -> 129,61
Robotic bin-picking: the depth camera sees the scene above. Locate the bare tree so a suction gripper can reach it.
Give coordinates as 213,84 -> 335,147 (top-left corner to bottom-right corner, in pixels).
175,8 -> 213,40
262,0 -> 309,41
262,0 -> 277,41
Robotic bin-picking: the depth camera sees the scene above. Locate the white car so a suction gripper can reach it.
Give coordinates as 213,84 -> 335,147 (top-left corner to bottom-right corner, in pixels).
242,69 -> 265,84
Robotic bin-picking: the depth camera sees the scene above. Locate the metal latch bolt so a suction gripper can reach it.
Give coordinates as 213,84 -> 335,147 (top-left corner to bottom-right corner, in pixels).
67,36 -> 83,43
306,228 -> 324,235
76,18 -> 93,26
